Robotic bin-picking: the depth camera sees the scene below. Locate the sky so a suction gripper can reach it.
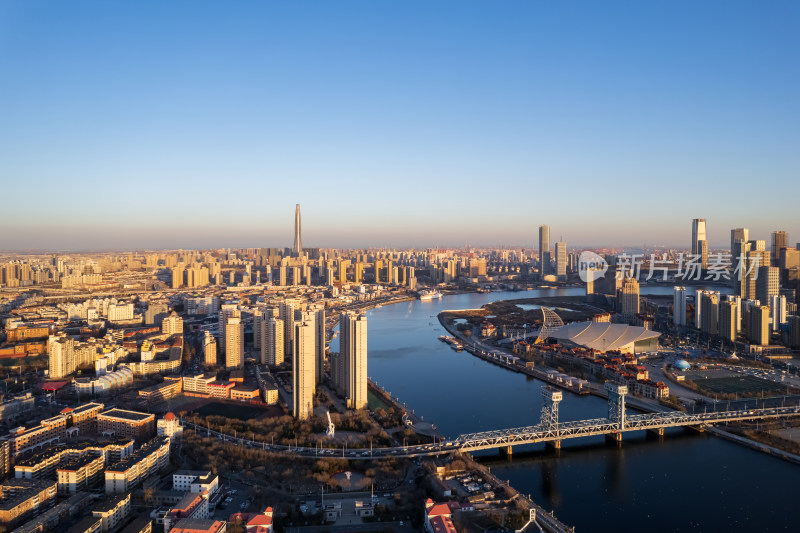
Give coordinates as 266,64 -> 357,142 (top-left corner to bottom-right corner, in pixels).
0,1 -> 798,251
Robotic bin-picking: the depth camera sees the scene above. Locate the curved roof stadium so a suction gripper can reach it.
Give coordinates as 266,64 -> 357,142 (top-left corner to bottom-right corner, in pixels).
547,321 -> 660,354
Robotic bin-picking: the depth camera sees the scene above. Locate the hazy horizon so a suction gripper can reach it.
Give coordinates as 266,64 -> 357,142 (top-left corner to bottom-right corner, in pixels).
1,2 -> 798,251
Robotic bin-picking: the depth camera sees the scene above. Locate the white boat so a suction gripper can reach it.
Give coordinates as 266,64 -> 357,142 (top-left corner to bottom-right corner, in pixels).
419,289 -> 443,301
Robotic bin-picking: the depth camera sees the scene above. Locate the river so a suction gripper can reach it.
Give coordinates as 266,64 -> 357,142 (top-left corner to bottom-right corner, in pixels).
336,287 -> 799,532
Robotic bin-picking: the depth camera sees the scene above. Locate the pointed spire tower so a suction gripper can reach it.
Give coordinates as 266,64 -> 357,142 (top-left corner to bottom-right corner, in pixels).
293,203 -> 303,255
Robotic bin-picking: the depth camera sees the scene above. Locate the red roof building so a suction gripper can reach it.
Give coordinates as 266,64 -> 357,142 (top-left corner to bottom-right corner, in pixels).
424,499 -> 457,533
229,507 -> 273,533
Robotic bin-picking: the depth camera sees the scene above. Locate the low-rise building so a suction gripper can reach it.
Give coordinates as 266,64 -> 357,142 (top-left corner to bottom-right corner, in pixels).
65,515 -> 103,533
424,498 -> 457,533
181,373 -> 216,396
0,393 -> 36,423
10,491 -> 93,533
229,386 -> 259,402
92,493 -> 131,532
166,519 -> 226,533
15,438 -> 134,480
157,412 -> 183,440
56,454 -> 105,494
172,470 -> 212,492
207,381 -> 234,399
163,492 -> 210,532
9,403 -> 104,457
119,516 -> 153,533
0,479 -> 58,528
138,379 -> 182,403
98,409 -> 155,440
227,507 -> 273,533
105,437 -> 170,494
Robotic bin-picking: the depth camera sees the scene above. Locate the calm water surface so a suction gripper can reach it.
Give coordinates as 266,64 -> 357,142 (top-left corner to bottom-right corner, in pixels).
345,288 -> 798,532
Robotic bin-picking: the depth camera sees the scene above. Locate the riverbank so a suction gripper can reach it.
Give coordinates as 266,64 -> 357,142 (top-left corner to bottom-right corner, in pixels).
460,452 -> 574,533
438,312 -> 589,396
363,289 -> 800,532
367,379 -> 442,441
440,295 -> 800,468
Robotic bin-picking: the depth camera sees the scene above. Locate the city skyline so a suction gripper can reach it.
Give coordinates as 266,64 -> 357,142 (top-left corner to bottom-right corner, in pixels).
1,2 -> 799,250
2,3 -> 800,532
0,209 -> 794,253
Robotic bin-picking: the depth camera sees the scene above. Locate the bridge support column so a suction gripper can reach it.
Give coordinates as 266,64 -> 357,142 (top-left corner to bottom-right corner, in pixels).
546,440 -> 561,450
605,432 -> 623,445
647,427 -> 664,438
502,445 -> 513,456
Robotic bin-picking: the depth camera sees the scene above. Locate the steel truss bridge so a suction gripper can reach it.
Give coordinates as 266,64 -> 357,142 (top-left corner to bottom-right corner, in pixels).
184,383 -> 800,459
455,383 -> 800,452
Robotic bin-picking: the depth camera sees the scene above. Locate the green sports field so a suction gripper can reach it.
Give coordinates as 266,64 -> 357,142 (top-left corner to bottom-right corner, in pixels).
689,375 -> 787,396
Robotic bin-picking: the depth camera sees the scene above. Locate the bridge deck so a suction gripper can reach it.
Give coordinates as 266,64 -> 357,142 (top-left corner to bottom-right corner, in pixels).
183,404 -> 800,459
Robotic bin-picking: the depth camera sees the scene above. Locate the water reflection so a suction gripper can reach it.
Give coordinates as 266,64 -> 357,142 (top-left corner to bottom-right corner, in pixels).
364,289 -> 800,532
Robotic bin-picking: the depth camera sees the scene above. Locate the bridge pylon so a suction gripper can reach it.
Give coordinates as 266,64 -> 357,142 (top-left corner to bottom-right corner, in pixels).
541,386 -> 563,431
605,382 -> 627,430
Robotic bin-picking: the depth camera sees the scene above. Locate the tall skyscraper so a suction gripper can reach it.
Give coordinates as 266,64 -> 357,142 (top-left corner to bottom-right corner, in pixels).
311,305 -> 326,385
171,265 -> 184,289
790,316 -> 800,349
725,294 -> 742,332
262,316 -> 284,366
719,300 -> 738,342
772,231 -> 789,266
618,277 -> 640,324
292,321 -> 315,420
355,262 -> 364,284
769,294 -> 787,332
692,218 -> 708,268
293,204 -> 303,255
700,291 -> 719,335
48,334 -> 74,379
756,265 -> 779,304
732,239 -> 750,298
555,241 -> 567,278
279,299 -> 298,355
746,242 -> 769,300
340,312 -> 368,410
695,289 -> 709,329
218,304 -> 238,351
747,306 -> 770,346
731,228 -> 749,258
162,312 -> 183,337
203,331 -> 217,366
225,314 -> 243,370
673,286 -> 687,326
539,225 -> 551,277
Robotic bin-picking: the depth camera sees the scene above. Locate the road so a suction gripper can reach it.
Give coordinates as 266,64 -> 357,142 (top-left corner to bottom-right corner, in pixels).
284,524 -> 419,533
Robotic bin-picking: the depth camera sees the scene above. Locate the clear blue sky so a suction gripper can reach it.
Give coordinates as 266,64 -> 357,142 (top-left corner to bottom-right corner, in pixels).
0,1 -> 798,251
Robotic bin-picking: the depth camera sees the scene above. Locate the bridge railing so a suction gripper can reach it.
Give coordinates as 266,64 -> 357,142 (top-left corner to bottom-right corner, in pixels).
181,404 -> 800,456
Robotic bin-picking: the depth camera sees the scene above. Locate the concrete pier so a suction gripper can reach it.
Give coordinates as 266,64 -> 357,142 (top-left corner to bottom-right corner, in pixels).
546,439 -> 562,450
